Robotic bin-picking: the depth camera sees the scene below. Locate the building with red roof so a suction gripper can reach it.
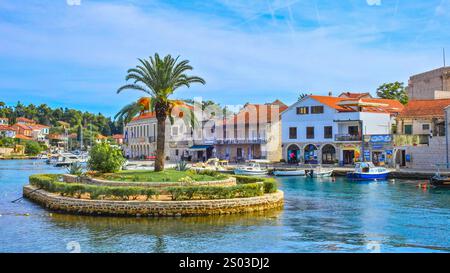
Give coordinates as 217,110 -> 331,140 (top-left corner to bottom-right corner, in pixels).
123,104 -> 195,160
0,117 -> 9,126
0,125 -> 16,138
281,94 -> 404,165
214,100 -> 287,162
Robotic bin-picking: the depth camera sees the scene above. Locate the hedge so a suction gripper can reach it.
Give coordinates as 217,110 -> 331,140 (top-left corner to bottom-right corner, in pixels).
28,174 -> 278,202
167,183 -> 265,201
233,175 -> 278,194
29,174 -> 158,201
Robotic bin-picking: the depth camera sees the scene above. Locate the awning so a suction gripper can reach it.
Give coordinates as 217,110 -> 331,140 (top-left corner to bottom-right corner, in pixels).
189,145 -> 213,151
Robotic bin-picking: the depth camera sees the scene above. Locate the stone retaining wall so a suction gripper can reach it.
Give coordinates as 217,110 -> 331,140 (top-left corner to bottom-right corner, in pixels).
62,174 -> 237,188
23,185 -> 284,217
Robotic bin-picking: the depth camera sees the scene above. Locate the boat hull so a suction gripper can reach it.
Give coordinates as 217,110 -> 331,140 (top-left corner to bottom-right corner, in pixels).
234,169 -> 268,176
346,172 -> 389,180
430,176 -> 450,187
273,170 -> 305,176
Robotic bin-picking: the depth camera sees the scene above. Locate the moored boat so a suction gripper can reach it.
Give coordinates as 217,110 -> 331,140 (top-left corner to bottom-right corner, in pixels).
234,162 -> 268,176
430,175 -> 450,187
346,162 -> 390,181
305,168 -> 333,178
273,169 -> 306,176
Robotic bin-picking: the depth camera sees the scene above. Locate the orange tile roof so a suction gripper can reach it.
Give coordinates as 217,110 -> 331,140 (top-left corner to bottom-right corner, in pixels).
338,92 -> 372,99
0,125 -> 15,131
309,95 -> 404,114
130,112 -> 156,122
129,104 -> 194,122
398,99 -> 450,118
15,134 -> 32,140
16,117 -> 36,124
112,134 -> 124,139
222,100 -> 287,126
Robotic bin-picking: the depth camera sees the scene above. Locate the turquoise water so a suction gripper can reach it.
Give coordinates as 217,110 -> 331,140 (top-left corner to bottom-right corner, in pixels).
0,160 -> 449,253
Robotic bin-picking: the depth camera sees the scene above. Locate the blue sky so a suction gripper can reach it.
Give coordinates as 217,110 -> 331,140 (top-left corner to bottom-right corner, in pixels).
0,0 -> 449,116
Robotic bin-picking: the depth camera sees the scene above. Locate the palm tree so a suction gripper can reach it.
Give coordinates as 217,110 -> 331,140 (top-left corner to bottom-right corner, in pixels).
117,54 -> 205,171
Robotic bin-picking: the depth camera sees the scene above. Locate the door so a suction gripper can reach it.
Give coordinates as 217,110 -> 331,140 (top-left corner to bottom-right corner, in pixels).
343,150 -> 355,165
401,150 -> 406,166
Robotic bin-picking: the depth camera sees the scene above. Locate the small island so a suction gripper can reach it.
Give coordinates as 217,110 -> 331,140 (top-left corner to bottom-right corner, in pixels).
23,143 -> 283,217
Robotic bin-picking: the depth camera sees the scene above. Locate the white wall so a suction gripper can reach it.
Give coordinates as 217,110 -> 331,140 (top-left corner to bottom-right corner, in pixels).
281,97 -> 336,143
360,112 -> 391,135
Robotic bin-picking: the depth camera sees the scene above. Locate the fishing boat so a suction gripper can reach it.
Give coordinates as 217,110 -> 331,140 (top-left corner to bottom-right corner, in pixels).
234,162 -> 268,176
273,169 -> 306,176
346,162 -> 390,180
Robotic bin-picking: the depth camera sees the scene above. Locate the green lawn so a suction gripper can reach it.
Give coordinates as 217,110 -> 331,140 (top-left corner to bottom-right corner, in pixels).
99,169 -> 228,182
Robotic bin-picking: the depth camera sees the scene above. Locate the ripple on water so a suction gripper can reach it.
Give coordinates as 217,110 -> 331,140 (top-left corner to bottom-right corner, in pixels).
0,160 -> 449,252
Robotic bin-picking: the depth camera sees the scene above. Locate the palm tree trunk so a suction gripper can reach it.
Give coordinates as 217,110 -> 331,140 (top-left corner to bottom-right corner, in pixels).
155,115 -> 166,172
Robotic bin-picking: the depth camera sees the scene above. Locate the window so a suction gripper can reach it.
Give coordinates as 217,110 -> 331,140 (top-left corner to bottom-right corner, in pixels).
296,107 -> 309,115
289,127 -> 297,139
422,124 -> 430,130
348,126 -> 359,136
306,127 -> 314,139
324,126 -> 333,139
311,106 -> 324,114
175,149 -> 179,156
404,125 -> 412,135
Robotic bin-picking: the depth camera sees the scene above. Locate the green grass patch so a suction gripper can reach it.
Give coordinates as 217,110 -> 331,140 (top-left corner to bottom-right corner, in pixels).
99,169 -> 228,183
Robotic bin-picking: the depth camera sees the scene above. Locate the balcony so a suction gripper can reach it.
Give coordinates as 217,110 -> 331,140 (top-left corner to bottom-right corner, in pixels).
214,138 -> 268,145
334,134 -> 362,142
128,136 -> 156,145
394,134 -> 429,146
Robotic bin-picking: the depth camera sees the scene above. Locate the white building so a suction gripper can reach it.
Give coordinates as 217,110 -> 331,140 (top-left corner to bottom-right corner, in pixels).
281,95 -> 404,165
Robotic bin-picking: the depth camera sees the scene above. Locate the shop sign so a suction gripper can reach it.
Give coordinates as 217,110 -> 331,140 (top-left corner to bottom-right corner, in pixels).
369,135 -> 392,143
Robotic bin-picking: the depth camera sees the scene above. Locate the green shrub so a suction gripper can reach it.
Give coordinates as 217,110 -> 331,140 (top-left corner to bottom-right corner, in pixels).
88,142 -> 125,173
25,141 -> 42,155
67,162 -> 83,176
233,175 -> 263,184
263,179 -> 277,193
29,174 -> 158,200
176,160 -> 188,171
167,183 -> 264,201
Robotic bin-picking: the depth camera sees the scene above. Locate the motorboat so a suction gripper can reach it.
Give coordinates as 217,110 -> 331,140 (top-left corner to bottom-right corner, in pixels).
53,153 -> 84,167
234,162 -> 268,176
429,164 -> 450,187
346,162 -> 390,180
305,167 -> 333,178
273,169 -> 306,176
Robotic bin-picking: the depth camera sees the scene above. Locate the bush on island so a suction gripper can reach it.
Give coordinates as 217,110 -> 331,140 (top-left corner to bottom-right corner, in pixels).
29,174 -> 158,201
88,142 -> 125,173
167,182 -> 265,201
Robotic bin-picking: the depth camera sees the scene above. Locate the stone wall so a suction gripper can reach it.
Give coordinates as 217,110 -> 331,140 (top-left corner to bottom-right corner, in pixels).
23,185 -> 284,217
62,174 -> 237,188
400,136 -> 447,169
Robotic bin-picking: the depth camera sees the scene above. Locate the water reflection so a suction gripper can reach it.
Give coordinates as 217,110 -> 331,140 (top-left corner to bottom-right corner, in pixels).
1,160 -> 450,253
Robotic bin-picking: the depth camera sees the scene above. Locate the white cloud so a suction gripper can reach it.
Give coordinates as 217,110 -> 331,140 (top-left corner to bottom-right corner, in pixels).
0,0 -> 446,113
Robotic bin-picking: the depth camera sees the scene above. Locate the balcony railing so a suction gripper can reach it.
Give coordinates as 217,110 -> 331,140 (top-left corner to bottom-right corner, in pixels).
334,134 -> 362,142
394,134 -> 429,146
214,138 -> 268,144
128,136 -> 156,144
